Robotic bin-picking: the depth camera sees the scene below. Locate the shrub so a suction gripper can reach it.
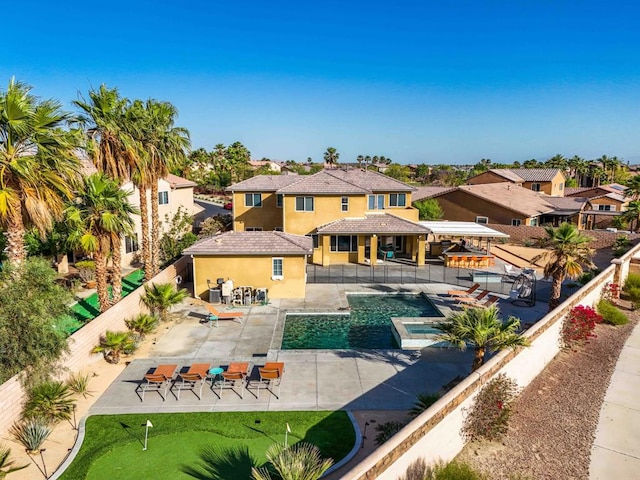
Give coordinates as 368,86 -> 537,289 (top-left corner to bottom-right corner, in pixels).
561,305 -> 603,348
596,299 -> 629,325
75,260 -> 96,282
0,443 -> 28,477
125,313 -> 158,340
623,273 -> 640,309
612,235 -> 630,257
462,373 -> 518,441
624,272 -> 640,290
10,419 -> 51,454
409,393 -> 441,418
399,459 -> 489,480
23,380 -> 76,424
66,373 -> 93,399
92,331 -> 137,364
374,421 -> 405,445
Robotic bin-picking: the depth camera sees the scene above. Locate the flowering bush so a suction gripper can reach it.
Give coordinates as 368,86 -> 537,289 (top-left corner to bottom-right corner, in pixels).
462,373 -> 518,441
602,282 -> 620,301
561,305 -> 603,348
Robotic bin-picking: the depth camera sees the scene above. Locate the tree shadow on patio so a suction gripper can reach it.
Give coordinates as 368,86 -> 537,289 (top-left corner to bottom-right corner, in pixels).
181,445 -> 258,480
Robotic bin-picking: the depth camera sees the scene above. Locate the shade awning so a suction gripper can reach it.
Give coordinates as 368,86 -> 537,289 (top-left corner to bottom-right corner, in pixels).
417,221 -> 510,238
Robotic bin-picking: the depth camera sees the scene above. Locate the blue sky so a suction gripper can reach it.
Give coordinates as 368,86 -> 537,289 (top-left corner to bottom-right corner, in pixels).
4,1 -> 640,164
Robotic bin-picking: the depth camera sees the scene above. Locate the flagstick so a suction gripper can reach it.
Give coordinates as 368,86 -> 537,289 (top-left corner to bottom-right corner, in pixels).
143,423 -> 149,451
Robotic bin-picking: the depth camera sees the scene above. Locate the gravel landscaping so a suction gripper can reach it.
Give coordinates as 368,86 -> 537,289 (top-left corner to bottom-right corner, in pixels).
458,308 -> 638,480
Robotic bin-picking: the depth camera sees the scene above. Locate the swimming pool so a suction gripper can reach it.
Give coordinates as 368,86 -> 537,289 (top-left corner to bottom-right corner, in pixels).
281,293 -> 443,349
404,324 -> 442,335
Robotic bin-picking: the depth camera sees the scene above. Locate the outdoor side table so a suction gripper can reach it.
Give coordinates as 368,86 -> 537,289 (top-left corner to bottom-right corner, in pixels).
208,367 -> 224,386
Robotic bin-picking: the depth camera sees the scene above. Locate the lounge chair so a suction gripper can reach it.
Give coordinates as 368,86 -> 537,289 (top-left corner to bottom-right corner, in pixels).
219,362 -> 249,399
254,362 -> 284,399
140,364 -> 177,401
456,289 -> 490,305
463,295 -> 499,309
172,363 -> 210,400
448,283 -> 480,297
204,303 -> 244,328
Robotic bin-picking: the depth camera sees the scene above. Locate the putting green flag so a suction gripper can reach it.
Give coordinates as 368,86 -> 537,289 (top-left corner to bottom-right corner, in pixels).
146,420 -> 153,428
286,423 -> 291,433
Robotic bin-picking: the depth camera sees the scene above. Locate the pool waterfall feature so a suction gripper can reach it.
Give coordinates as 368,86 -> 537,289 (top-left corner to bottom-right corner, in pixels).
281,293 -> 446,350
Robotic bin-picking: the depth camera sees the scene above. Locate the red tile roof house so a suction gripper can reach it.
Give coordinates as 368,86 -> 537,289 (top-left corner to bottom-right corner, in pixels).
466,168 -> 567,196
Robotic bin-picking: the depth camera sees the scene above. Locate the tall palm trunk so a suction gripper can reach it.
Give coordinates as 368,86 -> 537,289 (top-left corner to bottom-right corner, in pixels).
472,347 -> 485,371
6,209 -> 26,267
150,176 -> 160,277
138,183 -> 152,281
548,272 -> 564,312
94,240 -> 110,312
111,234 -> 122,304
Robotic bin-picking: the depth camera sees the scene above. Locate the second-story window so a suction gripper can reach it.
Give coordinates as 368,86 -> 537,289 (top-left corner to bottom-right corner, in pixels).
245,193 -> 262,207
341,197 -> 349,212
368,194 -> 385,210
158,191 -> 169,205
389,193 -> 406,207
295,196 -> 314,211
276,194 -> 283,208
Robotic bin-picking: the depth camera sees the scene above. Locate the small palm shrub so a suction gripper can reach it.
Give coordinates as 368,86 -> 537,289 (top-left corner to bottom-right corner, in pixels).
374,421 -> 405,446
0,444 -> 28,478
92,330 -> 137,364
612,235 -> 630,257
140,283 -> 188,322
10,419 -> 51,454
462,373 -> 518,441
125,313 -> 158,340
23,381 -> 75,424
409,393 -> 441,418
66,373 -> 93,398
399,459 -> 489,480
251,442 -> 333,480
596,299 -> 629,325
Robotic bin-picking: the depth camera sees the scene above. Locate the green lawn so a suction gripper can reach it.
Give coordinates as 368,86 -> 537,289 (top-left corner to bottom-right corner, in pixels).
59,411 -> 355,480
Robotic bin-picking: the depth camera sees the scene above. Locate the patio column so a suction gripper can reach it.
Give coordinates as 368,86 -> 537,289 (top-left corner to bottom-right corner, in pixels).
370,234 -> 378,266
417,234 -> 426,266
357,235 -> 366,264
321,235 -> 331,266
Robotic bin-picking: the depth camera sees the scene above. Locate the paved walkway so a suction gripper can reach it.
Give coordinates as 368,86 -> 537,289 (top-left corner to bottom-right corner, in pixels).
590,321 -> 640,479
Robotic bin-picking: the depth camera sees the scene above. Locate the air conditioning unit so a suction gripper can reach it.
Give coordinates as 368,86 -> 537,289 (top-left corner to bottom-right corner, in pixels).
255,288 -> 268,304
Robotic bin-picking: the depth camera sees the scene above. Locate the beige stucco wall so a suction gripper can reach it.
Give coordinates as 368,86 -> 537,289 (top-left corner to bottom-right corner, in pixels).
435,190 -> 531,225
191,254 -> 307,299
232,191 -> 284,231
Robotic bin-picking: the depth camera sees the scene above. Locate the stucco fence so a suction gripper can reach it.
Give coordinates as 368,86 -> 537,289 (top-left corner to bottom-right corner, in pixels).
342,244 -> 640,480
0,256 -> 189,437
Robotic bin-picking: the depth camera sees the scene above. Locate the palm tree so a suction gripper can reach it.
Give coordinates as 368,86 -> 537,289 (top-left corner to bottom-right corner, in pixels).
252,442 -> 333,480
323,147 -> 339,167
140,282 -> 188,322
66,173 -> 138,311
23,381 -> 75,424
0,444 -> 27,478
92,330 -> 137,364
544,154 -> 567,171
0,78 -> 81,266
625,176 -> 640,200
435,306 -> 529,371
356,155 -> 364,168
125,313 -> 158,340
622,201 -> 640,232
534,222 -> 595,311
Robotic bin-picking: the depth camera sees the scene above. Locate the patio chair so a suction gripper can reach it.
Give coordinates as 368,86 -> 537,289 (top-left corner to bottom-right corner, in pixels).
255,362 -> 284,399
456,289 -> 489,305
140,364 -> 177,401
464,295 -> 499,309
447,283 -> 480,297
204,303 -> 244,328
172,363 -> 210,400
219,362 -> 249,399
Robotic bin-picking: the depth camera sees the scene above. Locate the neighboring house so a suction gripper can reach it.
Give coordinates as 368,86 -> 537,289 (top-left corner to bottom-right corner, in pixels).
424,183 -> 586,228
249,160 -> 282,173
227,169 -> 428,266
467,168 -> 566,196
566,183 -> 630,230
184,231 -> 312,299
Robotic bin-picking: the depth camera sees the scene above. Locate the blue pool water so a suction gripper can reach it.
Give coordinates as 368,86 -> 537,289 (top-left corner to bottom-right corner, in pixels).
282,294 -> 443,349
404,324 -> 441,335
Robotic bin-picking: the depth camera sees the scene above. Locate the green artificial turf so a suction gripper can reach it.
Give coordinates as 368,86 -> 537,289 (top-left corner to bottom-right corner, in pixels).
59,411 -> 355,480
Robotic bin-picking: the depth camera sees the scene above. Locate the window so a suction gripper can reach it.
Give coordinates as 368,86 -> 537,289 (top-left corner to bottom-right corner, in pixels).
341,197 -> 349,212
330,235 -> 358,252
307,234 -> 319,248
125,235 -> 139,253
389,193 -> 407,207
272,258 -> 283,279
511,219 -> 522,226
597,204 -> 615,211
531,183 -> 541,192
245,227 -> 263,231
560,183 -> 564,191
295,196 -> 314,211
158,191 -> 169,205
276,194 -> 283,208
368,194 -> 385,210
476,216 -> 488,224
245,193 -> 262,207
274,227 -> 283,232
529,218 -> 539,226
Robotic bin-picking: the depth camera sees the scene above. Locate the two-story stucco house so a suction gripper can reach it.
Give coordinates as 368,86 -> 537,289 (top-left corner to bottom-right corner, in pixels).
467,168 -> 566,196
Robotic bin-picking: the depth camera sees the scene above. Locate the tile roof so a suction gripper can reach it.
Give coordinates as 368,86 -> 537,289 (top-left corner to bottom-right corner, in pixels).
183,231 -> 313,256
505,168 -> 564,182
437,183 -> 558,217
228,169 -> 416,195
226,175 -> 302,192
412,186 -> 456,202
483,169 -> 525,183
316,213 -> 429,234
165,173 -> 197,189
564,187 -> 596,196
544,196 -> 589,214
590,192 -> 627,203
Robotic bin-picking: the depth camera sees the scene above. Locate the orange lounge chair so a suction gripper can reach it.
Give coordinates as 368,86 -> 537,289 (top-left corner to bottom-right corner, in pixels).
464,295 -> 499,309
172,363 -> 210,400
219,362 -> 250,399
255,362 -> 284,399
204,303 -> 244,327
448,283 -> 480,297
140,364 -> 177,401
456,290 -> 490,305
